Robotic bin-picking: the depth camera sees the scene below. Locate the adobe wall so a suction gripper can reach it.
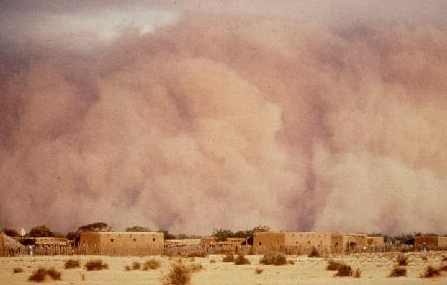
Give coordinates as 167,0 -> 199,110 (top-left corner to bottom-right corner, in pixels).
438,237 -> 447,249
284,232 -> 343,255
253,232 -> 285,254
0,234 -> 4,256
342,234 -> 368,252
415,235 -> 438,250
366,236 -> 385,248
80,232 -> 164,256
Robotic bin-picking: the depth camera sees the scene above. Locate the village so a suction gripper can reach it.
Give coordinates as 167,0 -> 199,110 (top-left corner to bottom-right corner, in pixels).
1,225 -> 447,257
1,226 -> 447,284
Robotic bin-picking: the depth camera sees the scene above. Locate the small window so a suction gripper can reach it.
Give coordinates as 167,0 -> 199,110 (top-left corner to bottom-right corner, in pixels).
110,239 -> 114,242
153,238 -> 156,242
258,242 -> 262,246
133,238 -> 137,242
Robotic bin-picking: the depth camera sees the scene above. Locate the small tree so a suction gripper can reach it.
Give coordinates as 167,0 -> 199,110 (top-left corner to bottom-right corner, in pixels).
126,226 -> 151,232
212,229 -> 235,242
29,225 -> 54,237
3,228 -> 20,237
78,222 -> 111,232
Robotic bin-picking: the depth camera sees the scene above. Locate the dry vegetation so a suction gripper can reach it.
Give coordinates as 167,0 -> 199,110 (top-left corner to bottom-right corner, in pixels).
64,259 -> 80,269
28,268 -> 61,282
163,263 -> 191,285
326,259 -> 343,271
222,254 -> 234,262
420,265 -> 441,278
13,267 -> 23,273
334,264 -> 353,277
143,259 -> 161,270
389,266 -> 407,277
234,255 -> 250,265
188,263 -> 203,273
85,259 -> 109,271
308,247 -> 321,258
396,254 -> 408,266
260,252 -> 287,266
187,252 -> 207,258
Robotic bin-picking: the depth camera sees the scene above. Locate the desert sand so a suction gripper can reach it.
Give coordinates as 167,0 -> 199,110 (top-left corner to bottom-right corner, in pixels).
1,252 -> 446,285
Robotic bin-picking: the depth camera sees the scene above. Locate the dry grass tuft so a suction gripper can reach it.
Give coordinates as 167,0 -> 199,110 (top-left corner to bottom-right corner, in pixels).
352,268 -> 361,278
420,265 -> 441,278
209,259 -> 216,264
234,254 -> 250,265
28,268 -> 48,282
28,268 -> 61,282
143,259 -> 161,270
308,247 -> 321,258
188,263 -> 203,273
46,268 -> 61,280
255,267 -> 264,274
396,254 -> 408,266
389,266 -> 407,277
326,260 -> 343,271
163,263 -> 191,285
13,267 -> 23,273
132,262 -> 141,270
187,252 -> 207,258
288,260 -> 295,265
64,259 -> 80,269
260,252 -> 287,266
85,259 -> 109,271
334,264 -> 353,277
222,254 -> 234,262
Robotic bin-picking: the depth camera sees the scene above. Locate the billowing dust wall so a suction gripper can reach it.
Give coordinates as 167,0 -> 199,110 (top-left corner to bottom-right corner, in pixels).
1,1 -> 447,235
80,232 -> 164,256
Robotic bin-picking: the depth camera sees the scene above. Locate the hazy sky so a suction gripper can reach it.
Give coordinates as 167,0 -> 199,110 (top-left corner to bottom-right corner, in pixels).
1,1 -> 447,234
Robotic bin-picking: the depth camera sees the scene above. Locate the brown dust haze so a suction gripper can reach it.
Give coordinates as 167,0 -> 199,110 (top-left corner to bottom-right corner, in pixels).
1,1 -> 447,235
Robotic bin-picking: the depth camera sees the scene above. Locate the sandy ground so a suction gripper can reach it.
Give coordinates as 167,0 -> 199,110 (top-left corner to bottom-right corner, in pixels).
1,251 -> 446,284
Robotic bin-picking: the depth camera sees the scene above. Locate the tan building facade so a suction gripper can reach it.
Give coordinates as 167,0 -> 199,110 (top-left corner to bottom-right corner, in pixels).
366,236 -> 385,249
79,232 -> 164,256
253,231 -> 343,255
415,234 -> 438,250
0,233 -> 4,256
342,234 -> 368,251
438,236 -> 447,249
